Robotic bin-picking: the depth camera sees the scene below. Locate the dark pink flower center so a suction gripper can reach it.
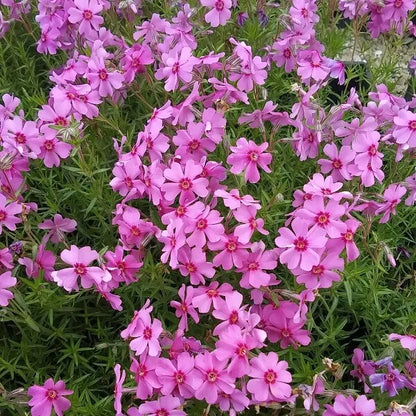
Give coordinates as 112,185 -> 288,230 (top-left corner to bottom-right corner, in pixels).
264,370 -> 277,384
176,206 -> 186,216
175,371 -> 185,384
301,7 -> 308,17
189,140 -> 200,151
186,262 -> 196,273
131,226 -> 140,236
368,144 -> 377,156
226,240 -> 237,252
316,211 -> 330,225
146,138 -> 153,149
385,372 -> 396,381
207,370 -> 218,382
44,140 -> 55,151
0,210 -> 7,221
248,261 -> 259,271
282,329 -> 291,338
196,218 -> 207,230
143,326 -> 152,340
207,289 -> 219,298
294,236 -> 308,251
156,409 -> 168,416
215,0 -> 224,11
179,178 -> 192,190
394,0 -> 403,7
236,343 -> 248,357
343,230 -> 354,241
408,120 -> 416,131
283,48 -> 291,58
54,116 -> 68,126
98,69 -> 108,80
74,263 -> 87,275
249,218 -> 257,229
181,302 -> 188,312
47,389 -> 58,400
332,159 -> 342,169
137,364 -> 147,377
172,62 -> 180,74
124,177 -> 133,188
311,265 -> 324,275
116,261 -> 126,273
131,57 -> 141,69
15,132 -> 26,144
82,9 -> 93,20
229,310 -> 238,324
67,92 -> 77,100
248,151 -> 259,162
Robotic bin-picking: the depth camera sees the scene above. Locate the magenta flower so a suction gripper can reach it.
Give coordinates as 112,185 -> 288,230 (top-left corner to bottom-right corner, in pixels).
0,271 -> 17,307
297,196 -> 347,238
38,214 -> 77,243
0,193 -> 22,233
121,44 -> 154,83
247,352 -> 292,402
327,218 -> 361,262
323,395 -> 379,416
185,205 -> 224,247
214,325 -> 259,377
170,284 -> 200,332
4,116 -> 40,156
133,396 -> 186,416
297,50 -> 330,84
191,281 -> 233,313
87,55 -> 124,98
268,312 -> 311,349
233,205 -> 269,244
389,334 -> 416,352
375,184 -> 407,223
177,247 -> 215,285
114,364 -> 126,416
68,0 -> 104,36
129,311 -> 163,357
51,245 -> 106,292
201,0 -> 232,27
162,160 -> 209,204
369,364 -> 406,397
28,378 -> 73,416
275,217 -> 328,271
210,233 -> 250,270
155,47 -> 197,92
104,246 -> 142,284
159,223 -> 186,269
194,351 -> 235,404
212,290 -> 247,335
130,355 -> 161,400
227,137 -> 272,183
34,130 -> 72,168
318,143 -> 356,181
155,352 -> 202,398
350,348 -> 375,393
202,108 -> 226,144
18,244 -> 56,281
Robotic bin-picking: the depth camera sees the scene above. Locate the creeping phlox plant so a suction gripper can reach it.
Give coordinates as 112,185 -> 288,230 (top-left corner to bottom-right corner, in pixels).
0,0 -> 416,415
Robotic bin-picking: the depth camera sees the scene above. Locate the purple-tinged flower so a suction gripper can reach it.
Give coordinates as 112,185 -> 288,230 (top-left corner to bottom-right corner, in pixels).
130,355 -> 161,400
68,0 -> 104,36
201,0 -> 232,27
130,395 -> 186,416
370,364 -> 406,397
0,193 -> 22,233
170,284 -> 199,332
114,364 -> 125,416
38,214 -> 77,243
323,394 -> 380,416
389,334 -> 416,352
350,348 -> 375,393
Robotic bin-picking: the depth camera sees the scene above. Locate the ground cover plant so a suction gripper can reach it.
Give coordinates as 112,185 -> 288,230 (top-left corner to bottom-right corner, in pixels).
0,0 -> 416,415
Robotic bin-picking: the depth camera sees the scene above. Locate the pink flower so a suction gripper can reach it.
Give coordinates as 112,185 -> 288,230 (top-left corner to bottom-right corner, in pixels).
375,184 -> 407,223
38,214 -> 77,243
34,130 -> 72,168
209,233 -> 250,270
233,205 -> 269,244
202,108 -> 226,144
68,0 -> 104,36
177,247 -> 215,285
0,271 -> 16,307
0,193 -> 22,233
218,389 -> 250,415
159,223 -> 186,269
155,47 -> 197,92
297,50 -> 330,84
247,352 -> 292,402
201,0 -> 232,27
130,355 -> 161,400
327,218 -> 361,262
194,351 -> 235,404
191,281 -> 233,313
155,352 -> 202,398
389,333 -> 416,351
350,348 -> 375,393
104,246 -> 142,284
162,160 -> 209,204
121,44 -> 154,83
51,245 -> 107,292
214,325 -> 259,377
297,196 -> 347,238
28,378 -> 73,416
129,396 -> 186,416
212,291 -> 247,335
170,284 -> 200,332
323,395 -> 379,416
268,312 -> 311,349
227,138 -> 272,183
128,310 -> 163,357
275,217 -> 328,271
114,364 -> 126,416
393,109 -> 416,148
318,143 -> 356,181
18,244 -> 56,281
185,205 -> 224,247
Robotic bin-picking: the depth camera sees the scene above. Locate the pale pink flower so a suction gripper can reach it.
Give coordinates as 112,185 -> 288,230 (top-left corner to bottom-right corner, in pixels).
0,193 -> 22,233
0,271 -> 16,307
38,214 -> 77,243
389,334 -> 416,352
201,0 -> 232,27
68,0 -> 104,36
130,355 -> 161,400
